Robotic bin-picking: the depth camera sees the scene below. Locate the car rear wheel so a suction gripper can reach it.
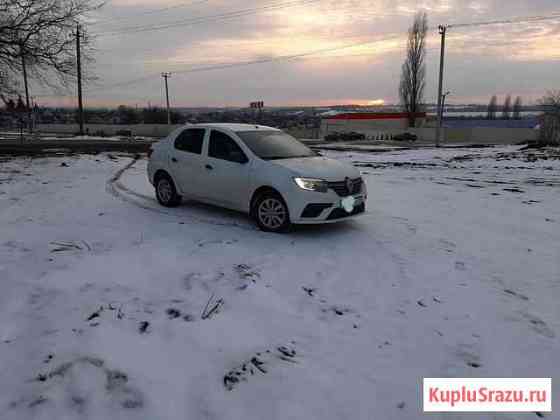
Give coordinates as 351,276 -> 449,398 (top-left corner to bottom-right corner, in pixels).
254,192 -> 291,233
155,174 -> 181,207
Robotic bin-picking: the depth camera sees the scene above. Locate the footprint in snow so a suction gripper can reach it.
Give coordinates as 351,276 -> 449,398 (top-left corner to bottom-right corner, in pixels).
184,264 -> 258,293
234,264 -> 261,281
503,289 -> 529,301
439,239 -> 456,253
521,313 -> 555,338
23,357 -> 145,414
455,261 -> 467,271
197,239 -> 238,248
3,240 -> 32,253
166,308 -> 182,319
183,272 -> 223,292
302,287 -> 360,325
323,305 -> 353,316
455,345 -> 483,369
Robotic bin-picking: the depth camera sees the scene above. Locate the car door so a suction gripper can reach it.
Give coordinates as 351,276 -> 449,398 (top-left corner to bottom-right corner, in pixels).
169,127 -> 207,198
201,129 -> 251,211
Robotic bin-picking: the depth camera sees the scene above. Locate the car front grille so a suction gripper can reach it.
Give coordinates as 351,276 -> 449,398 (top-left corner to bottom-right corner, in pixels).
327,178 -> 363,197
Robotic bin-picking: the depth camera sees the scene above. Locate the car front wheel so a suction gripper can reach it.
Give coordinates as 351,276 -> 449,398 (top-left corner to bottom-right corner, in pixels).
254,192 -> 291,233
155,174 -> 181,207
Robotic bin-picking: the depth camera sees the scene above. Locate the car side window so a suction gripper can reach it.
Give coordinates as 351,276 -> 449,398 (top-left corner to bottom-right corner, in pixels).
208,130 -> 248,163
174,128 -> 205,155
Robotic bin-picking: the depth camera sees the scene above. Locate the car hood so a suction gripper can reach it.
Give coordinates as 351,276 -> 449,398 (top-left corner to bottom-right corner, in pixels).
270,156 -> 360,181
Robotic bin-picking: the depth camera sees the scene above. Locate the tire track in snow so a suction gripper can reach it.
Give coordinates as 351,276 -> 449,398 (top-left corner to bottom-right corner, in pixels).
106,158 -> 257,232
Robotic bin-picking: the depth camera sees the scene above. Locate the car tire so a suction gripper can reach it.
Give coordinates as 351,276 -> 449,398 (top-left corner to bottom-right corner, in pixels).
155,173 -> 182,207
253,192 -> 291,233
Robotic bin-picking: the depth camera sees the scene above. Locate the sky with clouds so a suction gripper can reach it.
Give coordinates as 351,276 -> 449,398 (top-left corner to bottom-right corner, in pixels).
40,0 -> 560,108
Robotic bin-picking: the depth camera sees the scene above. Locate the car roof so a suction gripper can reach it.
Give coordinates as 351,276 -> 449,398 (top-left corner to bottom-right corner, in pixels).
183,123 -> 281,133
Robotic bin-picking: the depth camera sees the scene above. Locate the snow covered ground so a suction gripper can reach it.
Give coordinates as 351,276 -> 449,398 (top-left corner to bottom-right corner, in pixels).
0,146 -> 558,420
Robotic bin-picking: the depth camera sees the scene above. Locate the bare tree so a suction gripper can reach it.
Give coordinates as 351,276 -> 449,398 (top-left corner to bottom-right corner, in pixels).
487,95 -> 497,120
0,70 -> 20,97
0,0 -> 101,95
399,11 -> 428,128
512,96 -> 522,120
538,91 -> 560,146
502,95 -> 512,120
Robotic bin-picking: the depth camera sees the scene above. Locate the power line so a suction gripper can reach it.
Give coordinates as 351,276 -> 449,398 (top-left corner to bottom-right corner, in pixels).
92,0 -> 323,37
93,0 -> 321,37
69,11 -> 560,100
92,6 -> 560,38
87,10 -> 560,92
87,48 -> 422,94
448,12 -> 560,29
90,8 -> 560,56
94,28 -> 387,55
172,39 -> 393,75
87,74 -> 161,92
85,34 -> 402,93
92,0 -> 211,26
92,1 -> 405,32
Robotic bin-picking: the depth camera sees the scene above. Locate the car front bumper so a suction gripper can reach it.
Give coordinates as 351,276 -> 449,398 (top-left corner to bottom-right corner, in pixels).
287,182 -> 368,225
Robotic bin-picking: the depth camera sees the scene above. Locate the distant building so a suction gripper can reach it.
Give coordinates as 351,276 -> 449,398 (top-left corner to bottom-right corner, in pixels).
321,112 -> 427,137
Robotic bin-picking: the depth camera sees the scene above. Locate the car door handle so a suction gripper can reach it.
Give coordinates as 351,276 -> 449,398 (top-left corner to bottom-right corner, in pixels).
171,157 -> 178,163
205,164 -> 213,171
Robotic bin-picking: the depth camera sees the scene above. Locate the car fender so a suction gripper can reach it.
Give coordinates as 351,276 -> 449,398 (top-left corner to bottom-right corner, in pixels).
147,137 -> 173,185
247,159 -> 299,212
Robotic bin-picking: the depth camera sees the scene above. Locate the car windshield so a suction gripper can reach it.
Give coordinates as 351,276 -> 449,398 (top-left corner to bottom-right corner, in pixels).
236,130 -> 316,160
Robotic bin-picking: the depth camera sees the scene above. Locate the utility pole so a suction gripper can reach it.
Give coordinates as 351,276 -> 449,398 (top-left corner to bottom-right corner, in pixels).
441,91 -> 451,127
162,72 -> 172,125
435,25 -> 447,148
20,45 -> 32,135
441,91 -> 451,111
76,23 -> 85,136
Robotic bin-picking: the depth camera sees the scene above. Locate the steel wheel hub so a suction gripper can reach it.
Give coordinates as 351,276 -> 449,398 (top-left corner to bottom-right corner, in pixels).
157,179 -> 172,203
258,198 -> 286,229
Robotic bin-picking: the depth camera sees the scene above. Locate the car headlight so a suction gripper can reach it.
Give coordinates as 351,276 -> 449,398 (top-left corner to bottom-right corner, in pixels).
294,177 -> 328,193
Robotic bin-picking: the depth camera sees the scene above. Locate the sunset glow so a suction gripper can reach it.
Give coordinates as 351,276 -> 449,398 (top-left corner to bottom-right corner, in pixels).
36,0 -> 560,107
367,99 -> 386,106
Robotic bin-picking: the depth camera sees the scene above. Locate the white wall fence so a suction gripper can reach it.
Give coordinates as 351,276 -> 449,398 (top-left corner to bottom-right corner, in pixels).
321,125 -> 538,145
415,127 -> 538,145
36,124 -> 317,141
37,124 -> 182,138
35,123 -> 539,145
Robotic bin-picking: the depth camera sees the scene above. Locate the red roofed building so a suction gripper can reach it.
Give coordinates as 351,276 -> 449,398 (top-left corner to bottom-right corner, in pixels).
321,112 -> 428,138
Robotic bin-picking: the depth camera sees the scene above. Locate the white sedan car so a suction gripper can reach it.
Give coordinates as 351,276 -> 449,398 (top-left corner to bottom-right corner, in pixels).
147,123 -> 367,232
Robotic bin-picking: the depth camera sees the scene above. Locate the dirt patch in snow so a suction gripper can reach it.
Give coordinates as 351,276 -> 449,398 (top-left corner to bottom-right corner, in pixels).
224,343 -> 299,391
